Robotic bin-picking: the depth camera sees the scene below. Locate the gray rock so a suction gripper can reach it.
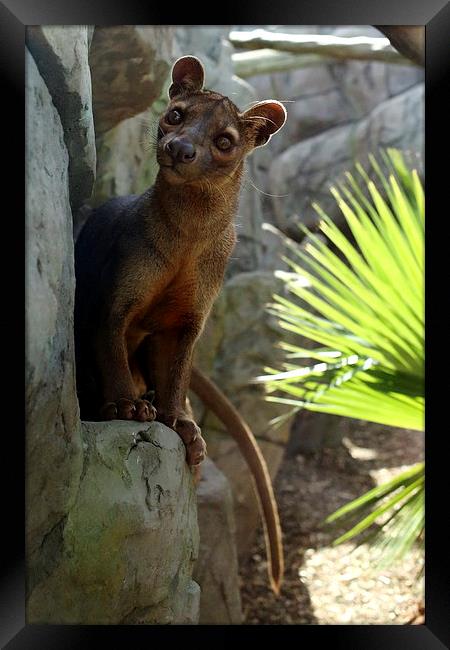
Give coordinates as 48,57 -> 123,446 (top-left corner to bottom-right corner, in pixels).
89,26 -> 174,135
25,48 -> 83,575
174,27 -> 230,68
90,63 -> 175,207
27,421 -> 200,625
249,66 -> 342,147
226,156 -> 265,276
194,459 -> 242,624
171,579 -> 201,625
287,411 -> 346,456
386,63 -> 424,96
26,26 -> 96,215
193,271 -> 296,554
258,59 -> 421,157
206,438 -> 284,560
246,38 -> 423,187
326,26 -> 382,38
327,58 -> 420,120
90,28 -> 179,207
91,106 -> 159,207
268,83 -> 424,235
248,64 -> 337,103
329,60 -> 389,119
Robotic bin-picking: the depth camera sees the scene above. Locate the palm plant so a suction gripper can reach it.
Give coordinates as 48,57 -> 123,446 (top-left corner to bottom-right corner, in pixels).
257,149 -> 424,567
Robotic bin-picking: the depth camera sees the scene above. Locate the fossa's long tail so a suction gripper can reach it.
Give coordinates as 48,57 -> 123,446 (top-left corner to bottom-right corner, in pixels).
190,365 -> 284,594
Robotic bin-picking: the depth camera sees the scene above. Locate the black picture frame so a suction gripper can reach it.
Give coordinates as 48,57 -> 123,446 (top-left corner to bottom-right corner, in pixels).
4,0 -> 449,646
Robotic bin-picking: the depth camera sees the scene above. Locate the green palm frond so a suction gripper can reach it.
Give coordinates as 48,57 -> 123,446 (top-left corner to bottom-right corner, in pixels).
257,149 -> 424,565
325,462 -> 424,568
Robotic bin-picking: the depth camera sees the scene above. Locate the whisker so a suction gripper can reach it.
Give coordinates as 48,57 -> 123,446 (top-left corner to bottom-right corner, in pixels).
244,177 -> 290,198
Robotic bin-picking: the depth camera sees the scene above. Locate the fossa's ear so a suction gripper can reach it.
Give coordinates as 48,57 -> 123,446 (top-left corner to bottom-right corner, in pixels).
168,56 -> 205,99
240,100 -> 287,148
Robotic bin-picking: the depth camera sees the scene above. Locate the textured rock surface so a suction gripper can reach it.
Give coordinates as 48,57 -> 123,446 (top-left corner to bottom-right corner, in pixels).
26,26 -> 96,215
27,421 -> 200,624
91,107 -> 158,207
25,47 -> 83,580
240,24 -> 423,157
194,459 -> 242,624
91,93 -> 170,209
242,25 -> 424,241
91,27 -> 176,206
89,26 -> 174,135
26,46 -> 82,556
268,83 -> 424,234
287,411 -> 347,456
193,271 -> 296,554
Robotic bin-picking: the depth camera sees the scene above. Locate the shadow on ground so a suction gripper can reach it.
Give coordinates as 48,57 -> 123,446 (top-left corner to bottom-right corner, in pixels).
239,416 -> 424,624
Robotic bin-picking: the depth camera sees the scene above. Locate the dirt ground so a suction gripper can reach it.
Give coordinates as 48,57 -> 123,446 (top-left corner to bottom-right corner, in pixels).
239,419 -> 424,625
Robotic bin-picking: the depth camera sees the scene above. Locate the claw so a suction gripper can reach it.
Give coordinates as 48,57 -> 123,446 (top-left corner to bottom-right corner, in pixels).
100,398 -> 156,422
100,402 -> 118,420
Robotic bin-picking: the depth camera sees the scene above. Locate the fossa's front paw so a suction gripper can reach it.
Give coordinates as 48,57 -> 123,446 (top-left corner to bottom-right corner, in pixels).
175,418 -> 207,466
100,398 -> 156,422
158,413 -> 207,466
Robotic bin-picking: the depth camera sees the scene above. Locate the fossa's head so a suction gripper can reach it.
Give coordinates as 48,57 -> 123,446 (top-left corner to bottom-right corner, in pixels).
156,56 -> 287,186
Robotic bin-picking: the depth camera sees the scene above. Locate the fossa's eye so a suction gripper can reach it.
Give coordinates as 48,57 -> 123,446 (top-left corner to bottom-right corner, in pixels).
216,135 -> 232,151
166,109 -> 183,125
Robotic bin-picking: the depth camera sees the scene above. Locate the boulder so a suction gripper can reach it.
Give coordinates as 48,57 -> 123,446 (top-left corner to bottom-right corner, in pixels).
26,27 -> 96,215
246,26 -> 423,130
91,106 -> 159,207
89,26 -> 174,135
27,421 -> 200,625
226,155 -> 266,277
89,26 -> 176,206
194,459 -> 242,624
287,411 -> 347,456
193,271 -> 296,554
268,83 -> 424,234
25,48 -> 83,577
249,66 -> 348,157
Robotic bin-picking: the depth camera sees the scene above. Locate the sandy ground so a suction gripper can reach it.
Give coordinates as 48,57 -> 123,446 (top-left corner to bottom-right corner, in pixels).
239,419 -> 424,625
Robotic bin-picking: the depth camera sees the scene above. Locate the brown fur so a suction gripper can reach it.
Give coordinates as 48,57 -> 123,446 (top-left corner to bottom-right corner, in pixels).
74,56 -> 287,590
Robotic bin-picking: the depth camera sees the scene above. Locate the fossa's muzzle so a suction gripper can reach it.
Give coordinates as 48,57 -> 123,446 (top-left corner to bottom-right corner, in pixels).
164,137 -> 196,164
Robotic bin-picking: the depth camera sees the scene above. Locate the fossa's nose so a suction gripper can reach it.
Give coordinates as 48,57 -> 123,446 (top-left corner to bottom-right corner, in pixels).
165,137 -> 196,164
